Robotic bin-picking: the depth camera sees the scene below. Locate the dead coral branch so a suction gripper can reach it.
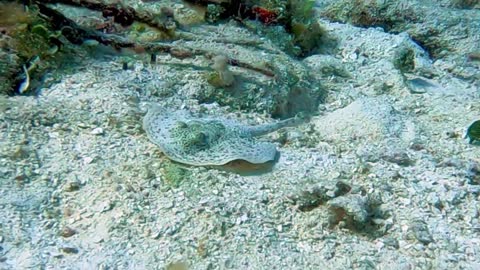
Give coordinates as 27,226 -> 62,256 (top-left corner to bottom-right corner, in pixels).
34,2 -> 274,77
35,0 -> 171,31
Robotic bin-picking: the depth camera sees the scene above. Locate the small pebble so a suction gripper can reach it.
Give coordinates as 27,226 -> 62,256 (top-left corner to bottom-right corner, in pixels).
60,247 -> 79,254
410,219 -> 433,245
466,161 -> 480,185
151,231 -> 162,239
64,181 -> 80,192
383,151 -> 413,166
83,156 -> 94,164
409,142 -> 425,151
445,130 -> 459,138
406,78 -> 437,94
382,237 -> 400,249
90,127 -> 104,135
60,226 -> 77,238
437,158 -> 463,168
14,174 -> 27,184
150,53 -> 157,63
328,194 -> 369,227
52,253 -> 64,259
426,192 -> 443,210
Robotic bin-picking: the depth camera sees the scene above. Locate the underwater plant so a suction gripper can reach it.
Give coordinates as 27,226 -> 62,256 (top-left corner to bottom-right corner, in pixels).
161,161 -> 191,188
393,47 -> 415,74
207,55 -> 235,88
275,0 -> 329,57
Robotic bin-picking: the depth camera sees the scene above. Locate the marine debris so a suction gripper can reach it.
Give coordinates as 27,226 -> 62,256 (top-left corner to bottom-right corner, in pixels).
143,105 -> 299,166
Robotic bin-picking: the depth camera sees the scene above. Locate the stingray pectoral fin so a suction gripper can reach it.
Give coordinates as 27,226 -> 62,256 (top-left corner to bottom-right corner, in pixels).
238,142 -> 277,164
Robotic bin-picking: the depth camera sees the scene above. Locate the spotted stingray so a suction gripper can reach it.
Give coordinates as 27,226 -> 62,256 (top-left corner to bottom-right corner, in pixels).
143,105 -> 298,166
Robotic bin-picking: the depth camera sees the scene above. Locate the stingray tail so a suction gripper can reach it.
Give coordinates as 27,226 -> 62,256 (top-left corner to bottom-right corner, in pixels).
248,116 -> 302,137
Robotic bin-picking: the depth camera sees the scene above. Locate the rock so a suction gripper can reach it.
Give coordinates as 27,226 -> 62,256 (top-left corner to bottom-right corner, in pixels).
382,237 -> 400,249
64,180 -> 81,192
60,226 -> 77,238
445,190 -> 466,205
90,127 -> 104,135
208,55 -> 235,87
426,192 -> 443,210
289,181 -> 351,212
437,158 -> 463,168
11,145 -> 30,159
191,32 -> 325,118
328,194 -> 370,228
466,161 -> 480,185
82,156 -> 94,165
405,77 -> 440,94
0,37 -> 21,95
382,150 -> 414,166
409,219 -> 434,245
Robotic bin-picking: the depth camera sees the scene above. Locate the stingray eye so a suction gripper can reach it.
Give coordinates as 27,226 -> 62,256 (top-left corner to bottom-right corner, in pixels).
175,121 -> 188,129
195,132 -> 208,145
214,122 -> 225,130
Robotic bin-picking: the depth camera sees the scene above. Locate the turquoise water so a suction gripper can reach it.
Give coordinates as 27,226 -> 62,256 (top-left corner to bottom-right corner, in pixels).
1,1 -> 479,269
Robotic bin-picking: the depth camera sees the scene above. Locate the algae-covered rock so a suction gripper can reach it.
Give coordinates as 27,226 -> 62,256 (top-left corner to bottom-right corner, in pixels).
196,51 -> 324,119
0,46 -> 21,95
0,2 -> 31,94
289,180 -> 352,212
321,0 -> 480,62
328,194 -> 370,227
0,2 -> 73,94
321,0 -> 421,32
251,0 -> 332,57
449,0 -> 480,9
285,0 -> 330,57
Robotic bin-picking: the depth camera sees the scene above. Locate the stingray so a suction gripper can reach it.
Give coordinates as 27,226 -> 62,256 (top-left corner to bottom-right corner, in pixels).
143,105 -> 298,166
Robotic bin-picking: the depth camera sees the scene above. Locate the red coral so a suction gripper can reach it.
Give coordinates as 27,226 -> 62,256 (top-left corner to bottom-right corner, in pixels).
251,6 -> 278,25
